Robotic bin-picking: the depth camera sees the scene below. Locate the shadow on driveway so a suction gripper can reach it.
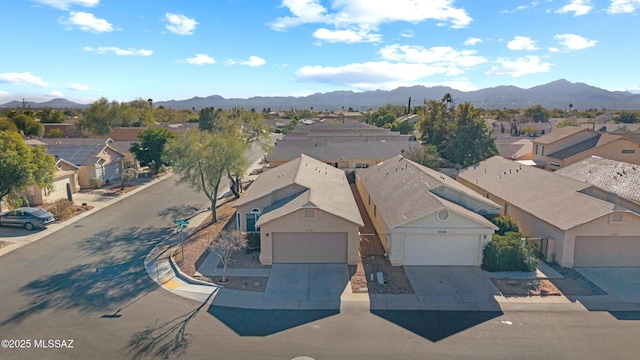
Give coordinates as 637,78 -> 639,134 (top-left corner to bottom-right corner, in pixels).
371,310 -> 502,342
208,306 -> 339,336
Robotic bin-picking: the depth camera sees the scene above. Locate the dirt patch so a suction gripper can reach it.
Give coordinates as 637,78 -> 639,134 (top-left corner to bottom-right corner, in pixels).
172,198 -> 238,277
41,200 -> 93,222
0,240 -> 14,249
491,278 -> 562,297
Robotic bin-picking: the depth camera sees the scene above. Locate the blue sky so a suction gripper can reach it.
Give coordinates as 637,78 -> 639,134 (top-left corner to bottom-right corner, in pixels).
1,0 -> 639,105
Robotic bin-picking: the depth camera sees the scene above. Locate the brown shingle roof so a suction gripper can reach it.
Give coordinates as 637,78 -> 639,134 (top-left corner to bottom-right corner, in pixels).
457,156 -> 629,230
533,126 -> 589,145
236,155 -> 363,227
357,155 -> 498,230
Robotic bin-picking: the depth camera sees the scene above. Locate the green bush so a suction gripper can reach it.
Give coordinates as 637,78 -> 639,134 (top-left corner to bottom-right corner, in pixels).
482,232 -> 537,272
486,214 -> 520,236
89,178 -> 103,189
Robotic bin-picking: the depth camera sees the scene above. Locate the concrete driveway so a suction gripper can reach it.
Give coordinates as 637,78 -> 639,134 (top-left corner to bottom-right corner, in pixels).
405,266 -> 500,304
264,264 -> 350,303
576,267 -> 640,303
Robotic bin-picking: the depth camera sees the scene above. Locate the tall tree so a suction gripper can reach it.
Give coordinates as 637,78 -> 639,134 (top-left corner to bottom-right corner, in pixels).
129,127 -> 176,169
523,105 -> 550,123
403,144 -> 442,170
416,99 -> 449,152
9,113 -> 44,137
164,129 -> 246,223
443,103 -> 498,167
0,131 -> 55,203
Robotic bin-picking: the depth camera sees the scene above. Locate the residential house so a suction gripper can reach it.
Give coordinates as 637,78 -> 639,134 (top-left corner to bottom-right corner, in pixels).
457,156 -> 640,267
531,127 -> 640,171
234,154 -> 364,265
555,157 -> 640,214
24,158 -> 80,205
268,122 -> 415,169
28,138 -> 125,188
356,155 -> 500,266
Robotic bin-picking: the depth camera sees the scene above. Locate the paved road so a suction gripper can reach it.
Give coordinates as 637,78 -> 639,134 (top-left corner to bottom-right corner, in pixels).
2,177 -> 640,359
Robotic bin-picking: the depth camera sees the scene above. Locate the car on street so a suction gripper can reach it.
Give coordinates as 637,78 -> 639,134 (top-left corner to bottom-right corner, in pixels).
0,207 -> 55,230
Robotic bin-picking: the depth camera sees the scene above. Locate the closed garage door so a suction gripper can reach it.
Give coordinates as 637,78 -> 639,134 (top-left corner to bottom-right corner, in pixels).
403,234 -> 481,266
272,232 -> 347,263
574,236 -> 640,267
104,162 -> 121,181
47,177 -> 71,202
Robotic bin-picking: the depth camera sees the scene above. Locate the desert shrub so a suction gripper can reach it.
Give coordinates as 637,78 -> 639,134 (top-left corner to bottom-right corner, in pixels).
482,232 -> 537,272
486,214 -> 520,235
89,178 -> 103,189
245,232 -> 261,250
45,128 -> 66,138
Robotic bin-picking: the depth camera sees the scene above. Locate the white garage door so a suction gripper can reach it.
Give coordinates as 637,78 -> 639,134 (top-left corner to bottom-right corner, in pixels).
403,234 -> 481,266
574,236 -> 640,267
272,232 -> 347,263
104,162 -> 121,181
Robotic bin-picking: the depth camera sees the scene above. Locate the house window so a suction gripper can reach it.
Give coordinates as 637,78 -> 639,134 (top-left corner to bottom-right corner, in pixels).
550,162 -> 560,167
304,209 -> 315,218
368,194 -> 370,206
374,204 -> 377,217
610,213 -> 624,223
327,162 -> 338,168
355,163 -> 369,169
622,149 -> 635,154
535,144 -> 544,156
236,212 -> 241,230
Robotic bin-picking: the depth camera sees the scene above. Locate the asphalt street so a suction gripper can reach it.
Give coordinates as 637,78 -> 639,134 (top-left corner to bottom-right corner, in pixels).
1,175 -> 640,359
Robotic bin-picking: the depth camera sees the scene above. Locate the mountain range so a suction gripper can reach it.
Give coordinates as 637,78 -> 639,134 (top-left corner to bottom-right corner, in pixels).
3,79 -> 640,111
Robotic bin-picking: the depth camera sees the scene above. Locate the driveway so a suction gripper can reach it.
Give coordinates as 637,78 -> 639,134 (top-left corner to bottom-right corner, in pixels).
263,264 -> 351,303
576,267 -> 640,303
405,266 -> 500,304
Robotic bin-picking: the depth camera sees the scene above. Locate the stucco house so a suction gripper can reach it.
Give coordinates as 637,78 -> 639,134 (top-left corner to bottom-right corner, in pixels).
531,127 -> 640,171
268,122 -> 415,169
356,155 -> 500,266
234,154 -> 364,265
28,138 -> 124,189
24,158 -> 80,205
457,156 -> 640,267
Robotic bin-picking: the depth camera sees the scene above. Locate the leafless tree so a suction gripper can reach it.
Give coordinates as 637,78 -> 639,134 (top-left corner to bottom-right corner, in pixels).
208,230 -> 247,283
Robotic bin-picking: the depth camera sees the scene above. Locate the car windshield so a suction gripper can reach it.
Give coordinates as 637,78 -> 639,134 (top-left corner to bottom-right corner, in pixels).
29,209 -> 50,217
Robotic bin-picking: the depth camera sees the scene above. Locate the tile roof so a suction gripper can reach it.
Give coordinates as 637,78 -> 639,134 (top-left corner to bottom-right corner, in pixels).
533,126 -> 589,145
457,156 -> 629,230
357,155 -> 498,230
236,155 -> 363,227
555,157 -> 640,203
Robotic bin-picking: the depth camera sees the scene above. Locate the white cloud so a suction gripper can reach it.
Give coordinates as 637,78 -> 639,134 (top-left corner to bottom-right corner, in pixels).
485,56 -> 552,77
83,46 -> 153,56
227,56 -> 266,67
380,45 -> 487,69
45,90 -> 64,97
185,54 -> 216,65
625,85 -> 640,94
556,0 -> 593,16
0,72 -> 50,87
60,11 -> 113,33
507,36 -> 538,50
607,0 -> 640,13
313,28 -> 381,43
464,37 -> 483,46
555,33 -> 597,49
67,83 -> 91,91
271,0 -> 472,43
501,1 -> 542,13
33,0 -> 99,10
0,91 -> 11,103
400,30 -> 414,38
165,13 -> 198,35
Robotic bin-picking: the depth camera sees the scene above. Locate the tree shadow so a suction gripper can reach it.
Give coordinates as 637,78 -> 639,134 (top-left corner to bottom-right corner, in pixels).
125,291 -> 215,360
157,204 -> 204,222
208,306 -> 339,336
371,310 -> 502,342
1,226 -> 174,325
